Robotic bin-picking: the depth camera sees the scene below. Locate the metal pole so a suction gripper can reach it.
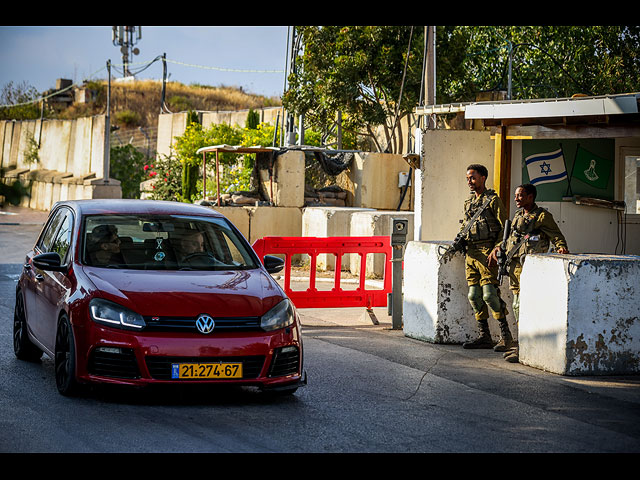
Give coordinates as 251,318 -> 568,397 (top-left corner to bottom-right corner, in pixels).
216,150 -> 220,206
104,60 -> 111,182
390,218 -> 408,330
508,41 -> 513,100
202,152 -> 207,200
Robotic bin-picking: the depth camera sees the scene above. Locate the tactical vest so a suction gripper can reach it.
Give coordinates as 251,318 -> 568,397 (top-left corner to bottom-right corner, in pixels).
462,190 -> 502,245
505,206 -> 550,259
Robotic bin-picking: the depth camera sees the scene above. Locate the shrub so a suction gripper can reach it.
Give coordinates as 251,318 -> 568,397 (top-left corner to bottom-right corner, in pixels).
110,144 -> 148,198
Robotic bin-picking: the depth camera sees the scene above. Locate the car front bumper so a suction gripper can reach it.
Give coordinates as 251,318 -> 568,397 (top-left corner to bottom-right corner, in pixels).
72,321 -> 304,389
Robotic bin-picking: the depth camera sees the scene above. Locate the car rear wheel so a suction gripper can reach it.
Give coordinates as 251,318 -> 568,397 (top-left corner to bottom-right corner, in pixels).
13,290 -> 42,362
55,314 -> 80,396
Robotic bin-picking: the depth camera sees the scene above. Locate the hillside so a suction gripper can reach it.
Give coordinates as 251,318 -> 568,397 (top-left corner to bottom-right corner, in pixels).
57,79 -> 282,155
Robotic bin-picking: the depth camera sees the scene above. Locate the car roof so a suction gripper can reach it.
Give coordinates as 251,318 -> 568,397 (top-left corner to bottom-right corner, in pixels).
53,199 -> 226,218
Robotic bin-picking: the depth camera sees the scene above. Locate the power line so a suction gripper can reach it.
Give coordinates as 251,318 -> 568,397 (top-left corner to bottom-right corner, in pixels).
0,55 -> 284,109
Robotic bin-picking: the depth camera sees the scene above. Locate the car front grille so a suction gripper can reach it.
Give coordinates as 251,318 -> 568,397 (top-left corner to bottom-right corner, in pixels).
143,316 -> 261,333
88,347 -> 141,379
145,355 -> 266,380
268,346 -> 300,378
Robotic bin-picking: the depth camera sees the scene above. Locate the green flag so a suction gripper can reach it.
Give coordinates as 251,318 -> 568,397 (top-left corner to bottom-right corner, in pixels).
572,146 -> 612,190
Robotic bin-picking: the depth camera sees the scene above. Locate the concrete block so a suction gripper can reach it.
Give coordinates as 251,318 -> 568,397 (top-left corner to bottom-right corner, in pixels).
349,211 -> 414,278
519,254 -> 640,375
211,206 -> 251,241
338,152 -> 413,211
302,206 -> 375,270
259,150 -> 305,207
402,241 -> 515,344
245,206 -> 302,244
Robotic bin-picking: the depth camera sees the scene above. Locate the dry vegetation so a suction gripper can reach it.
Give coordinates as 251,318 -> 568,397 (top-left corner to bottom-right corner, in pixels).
59,79 -> 282,129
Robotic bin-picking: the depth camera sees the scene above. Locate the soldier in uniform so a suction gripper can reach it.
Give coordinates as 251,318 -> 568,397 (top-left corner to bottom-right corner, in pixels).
488,183 -> 569,363
459,164 -> 514,351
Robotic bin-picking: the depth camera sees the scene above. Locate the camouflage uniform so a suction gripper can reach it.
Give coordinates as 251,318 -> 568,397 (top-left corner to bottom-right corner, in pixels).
459,189 -> 512,349
502,204 -> 568,362
505,204 -> 568,301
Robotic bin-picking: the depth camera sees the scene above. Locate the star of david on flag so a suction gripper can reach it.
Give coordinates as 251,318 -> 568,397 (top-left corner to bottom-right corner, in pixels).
525,148 -> 568,186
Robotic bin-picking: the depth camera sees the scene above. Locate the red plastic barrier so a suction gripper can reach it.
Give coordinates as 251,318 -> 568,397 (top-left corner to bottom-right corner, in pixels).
252,236 -> 392,309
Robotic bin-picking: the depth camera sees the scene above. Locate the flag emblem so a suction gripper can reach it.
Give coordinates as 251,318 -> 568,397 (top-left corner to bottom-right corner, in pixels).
525,149 -> 568,186
572,146 -> 612,190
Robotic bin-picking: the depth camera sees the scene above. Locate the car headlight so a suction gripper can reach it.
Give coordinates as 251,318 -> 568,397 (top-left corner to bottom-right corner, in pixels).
89,298 -> 146,330
261,299 -> 295,332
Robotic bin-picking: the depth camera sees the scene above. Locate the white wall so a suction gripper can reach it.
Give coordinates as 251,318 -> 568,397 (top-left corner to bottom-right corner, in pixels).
418,130 -> 640,255
419,129 -> 496,242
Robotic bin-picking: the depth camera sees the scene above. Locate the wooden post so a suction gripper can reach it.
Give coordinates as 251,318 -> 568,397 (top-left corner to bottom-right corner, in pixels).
493,125 -> 511,217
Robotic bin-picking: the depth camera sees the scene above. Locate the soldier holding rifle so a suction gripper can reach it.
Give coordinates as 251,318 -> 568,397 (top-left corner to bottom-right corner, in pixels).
442,165 -> 514,352
488,183 -> 569,363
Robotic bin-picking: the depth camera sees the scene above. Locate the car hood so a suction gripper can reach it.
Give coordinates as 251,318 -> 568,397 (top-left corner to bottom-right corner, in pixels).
82,267 -> 285,317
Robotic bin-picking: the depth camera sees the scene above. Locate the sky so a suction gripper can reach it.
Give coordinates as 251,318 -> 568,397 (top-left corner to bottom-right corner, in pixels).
0,26 -> 291,99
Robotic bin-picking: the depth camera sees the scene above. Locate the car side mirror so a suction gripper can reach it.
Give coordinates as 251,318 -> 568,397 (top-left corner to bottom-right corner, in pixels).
263,255 -> 284,274
33,252 -> 67,272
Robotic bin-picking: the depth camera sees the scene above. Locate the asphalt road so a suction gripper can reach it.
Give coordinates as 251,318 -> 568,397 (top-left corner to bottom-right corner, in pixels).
1,207 -> 640,453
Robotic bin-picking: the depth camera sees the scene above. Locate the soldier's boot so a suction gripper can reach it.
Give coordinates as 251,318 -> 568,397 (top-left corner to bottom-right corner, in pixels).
462,318 -> 493,349
504,346 -> 519,363
493,317 -> 514,352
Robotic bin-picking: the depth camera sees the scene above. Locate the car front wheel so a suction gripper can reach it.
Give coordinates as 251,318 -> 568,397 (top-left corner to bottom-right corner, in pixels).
55,314 -> 80,396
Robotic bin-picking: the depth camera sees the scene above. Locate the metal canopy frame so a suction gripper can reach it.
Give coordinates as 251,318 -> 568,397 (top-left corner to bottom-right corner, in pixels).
195,144 -> 362,206
195,145 -> 280,206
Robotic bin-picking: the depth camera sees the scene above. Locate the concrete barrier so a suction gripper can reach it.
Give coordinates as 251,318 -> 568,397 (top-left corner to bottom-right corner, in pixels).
1,116 -> 121,210
519,254 -> 640,375
302,206 -> 376,270
350,210 -> 414,278
402,241 -> 515,344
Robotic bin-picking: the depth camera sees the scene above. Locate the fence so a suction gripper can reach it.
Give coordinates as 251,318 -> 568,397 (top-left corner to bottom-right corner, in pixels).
252,236 -> 392,309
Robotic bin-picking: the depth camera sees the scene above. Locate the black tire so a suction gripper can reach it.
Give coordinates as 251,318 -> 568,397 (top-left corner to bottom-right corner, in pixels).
13,290 -> 42,362
54,314 -> 81,396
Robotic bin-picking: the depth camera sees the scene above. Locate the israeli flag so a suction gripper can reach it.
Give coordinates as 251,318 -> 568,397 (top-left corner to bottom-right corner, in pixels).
525,149 -> 568,186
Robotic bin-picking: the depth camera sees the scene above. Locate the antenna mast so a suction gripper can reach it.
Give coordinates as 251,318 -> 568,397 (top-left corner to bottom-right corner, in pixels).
112,26 -> 142,78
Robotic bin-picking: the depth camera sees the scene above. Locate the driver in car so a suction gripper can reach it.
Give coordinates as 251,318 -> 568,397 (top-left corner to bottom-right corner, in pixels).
176,231 -> 224,267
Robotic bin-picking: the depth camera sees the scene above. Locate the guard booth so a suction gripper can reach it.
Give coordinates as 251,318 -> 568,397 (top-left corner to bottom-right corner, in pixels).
406,93 -> 640,375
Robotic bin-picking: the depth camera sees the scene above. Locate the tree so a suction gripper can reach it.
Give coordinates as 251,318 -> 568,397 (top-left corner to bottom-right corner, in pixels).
284,26 -> 640,147
436,26 -> 640,103
0,81 -> 43,120
283,26 -> 425,154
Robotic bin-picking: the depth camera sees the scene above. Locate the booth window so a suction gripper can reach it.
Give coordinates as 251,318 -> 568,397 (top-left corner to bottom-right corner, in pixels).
624,154 -> 640,215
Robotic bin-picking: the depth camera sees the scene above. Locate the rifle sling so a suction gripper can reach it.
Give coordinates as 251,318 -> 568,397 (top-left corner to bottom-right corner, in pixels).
459,194 -> 495,239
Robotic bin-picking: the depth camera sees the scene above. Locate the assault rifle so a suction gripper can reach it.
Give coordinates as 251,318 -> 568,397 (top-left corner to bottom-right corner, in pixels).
438,194 -> 494,262
496,219 -> 511,285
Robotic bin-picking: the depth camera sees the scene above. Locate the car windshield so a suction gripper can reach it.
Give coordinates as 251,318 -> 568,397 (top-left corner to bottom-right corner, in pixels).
82,214 -> 259,271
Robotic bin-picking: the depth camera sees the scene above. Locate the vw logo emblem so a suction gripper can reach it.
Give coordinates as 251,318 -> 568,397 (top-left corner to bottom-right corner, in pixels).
195,314 -> 215,334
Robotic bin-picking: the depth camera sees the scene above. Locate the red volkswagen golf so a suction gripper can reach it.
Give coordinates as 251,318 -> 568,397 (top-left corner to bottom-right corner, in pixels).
13,199 -> 305,396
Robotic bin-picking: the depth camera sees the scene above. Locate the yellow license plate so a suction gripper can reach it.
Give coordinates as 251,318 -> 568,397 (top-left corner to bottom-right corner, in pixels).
171,362 -> 242,379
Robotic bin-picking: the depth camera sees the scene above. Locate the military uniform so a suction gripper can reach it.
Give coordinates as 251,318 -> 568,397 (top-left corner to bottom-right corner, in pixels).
459,189 -> 512,350
504,204 -> 568,295
502,204 -> 568,362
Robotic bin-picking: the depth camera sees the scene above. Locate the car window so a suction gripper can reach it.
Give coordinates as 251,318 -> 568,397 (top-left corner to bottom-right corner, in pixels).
82,214 -> 259,271
50,210 -> 73,263
38,209 -> 65,253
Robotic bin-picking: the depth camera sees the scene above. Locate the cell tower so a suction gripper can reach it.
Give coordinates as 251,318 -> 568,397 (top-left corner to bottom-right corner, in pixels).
112,26 -> 142,77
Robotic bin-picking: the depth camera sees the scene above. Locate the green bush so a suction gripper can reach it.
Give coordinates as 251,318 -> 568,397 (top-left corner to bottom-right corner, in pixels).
109,144 -> 148,198
114,109 -> 141,127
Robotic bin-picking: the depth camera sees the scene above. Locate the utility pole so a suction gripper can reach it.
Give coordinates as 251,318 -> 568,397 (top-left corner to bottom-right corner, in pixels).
112,26 -> 142,78
414,26 -> 436,242
424,26 -> 436,128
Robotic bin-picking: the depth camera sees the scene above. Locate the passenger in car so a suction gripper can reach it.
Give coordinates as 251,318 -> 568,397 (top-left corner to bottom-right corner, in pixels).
86,224 -> 126,266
